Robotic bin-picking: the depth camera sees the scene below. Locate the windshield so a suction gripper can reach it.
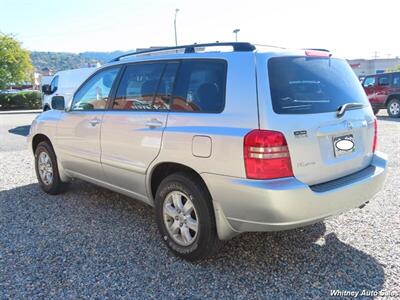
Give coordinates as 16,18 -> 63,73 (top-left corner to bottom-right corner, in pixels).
268,57 -> 369,114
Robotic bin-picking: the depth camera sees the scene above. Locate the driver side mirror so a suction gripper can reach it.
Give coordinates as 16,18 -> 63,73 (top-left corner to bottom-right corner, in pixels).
51,96 -> 65,110
41,84 -> 52,95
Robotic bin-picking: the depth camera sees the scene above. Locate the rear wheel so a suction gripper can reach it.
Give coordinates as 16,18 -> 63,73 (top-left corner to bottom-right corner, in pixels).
387,98 -> 400,117
155,172 -> 221,261
34,141 -> 69,194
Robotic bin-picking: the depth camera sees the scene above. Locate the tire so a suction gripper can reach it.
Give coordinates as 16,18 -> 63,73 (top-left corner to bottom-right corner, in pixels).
155,172 -> 221,261
34,141 -> 69,195
387,98 -> 400,118
372,107 -> 380,115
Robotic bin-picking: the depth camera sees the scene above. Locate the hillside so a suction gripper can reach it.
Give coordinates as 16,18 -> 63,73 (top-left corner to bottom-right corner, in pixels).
30,51 -> 131,72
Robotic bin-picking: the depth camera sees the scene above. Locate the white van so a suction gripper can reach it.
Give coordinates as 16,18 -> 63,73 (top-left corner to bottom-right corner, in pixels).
41,67 -> 97,111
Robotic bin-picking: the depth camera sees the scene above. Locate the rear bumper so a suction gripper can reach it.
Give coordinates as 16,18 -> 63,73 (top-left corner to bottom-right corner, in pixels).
203,151 -> 388,240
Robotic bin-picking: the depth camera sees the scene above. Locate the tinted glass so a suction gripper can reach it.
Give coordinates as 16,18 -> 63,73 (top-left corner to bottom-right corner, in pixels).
113,63 -> 164,110
72,67 -> 120,110
363,77 -> 375,87
171,60 -> 226,113
268,57 -> 369,114
378,76 -> 390,86
153,62 -> 179,110
393,74 -> 400,87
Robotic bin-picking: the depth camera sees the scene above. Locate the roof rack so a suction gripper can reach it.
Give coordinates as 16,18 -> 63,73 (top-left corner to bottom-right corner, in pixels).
109,42 -> 256,62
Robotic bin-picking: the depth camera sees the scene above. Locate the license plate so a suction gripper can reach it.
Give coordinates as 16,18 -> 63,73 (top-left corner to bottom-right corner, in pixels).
333,134 -> 355,157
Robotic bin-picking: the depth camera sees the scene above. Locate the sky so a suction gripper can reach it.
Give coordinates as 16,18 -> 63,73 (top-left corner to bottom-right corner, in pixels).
1,0 -> 399,59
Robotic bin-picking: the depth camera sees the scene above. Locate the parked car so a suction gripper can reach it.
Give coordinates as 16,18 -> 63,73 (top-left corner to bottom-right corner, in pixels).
41,67 -> 97,111
28,43 -> 387,261
362,72 -> 400,117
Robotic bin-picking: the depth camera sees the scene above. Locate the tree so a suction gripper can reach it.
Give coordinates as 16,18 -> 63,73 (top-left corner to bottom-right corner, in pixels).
386,65 -> 400,73
0,33 -> 33,89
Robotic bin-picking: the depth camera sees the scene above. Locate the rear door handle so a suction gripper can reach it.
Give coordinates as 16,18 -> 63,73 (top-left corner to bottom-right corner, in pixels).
89,118 -> 101,126
145,119 -> 163,128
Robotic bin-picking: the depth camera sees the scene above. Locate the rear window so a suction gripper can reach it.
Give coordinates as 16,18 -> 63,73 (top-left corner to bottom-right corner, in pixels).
268,57 -> 369,114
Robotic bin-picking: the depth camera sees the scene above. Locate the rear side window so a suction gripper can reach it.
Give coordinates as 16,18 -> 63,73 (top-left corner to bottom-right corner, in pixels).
393,74 -> 400,87
171,60 -> 226,113
113,63 -> 165,110
153,62 -> 179,110
378,75 -> 390,86
268,57 -> 369,114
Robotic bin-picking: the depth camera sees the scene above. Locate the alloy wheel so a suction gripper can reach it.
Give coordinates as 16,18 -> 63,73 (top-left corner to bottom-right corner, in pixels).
163,191 -> 199,246
389,101 -> 400,116
38,151 -> 53,185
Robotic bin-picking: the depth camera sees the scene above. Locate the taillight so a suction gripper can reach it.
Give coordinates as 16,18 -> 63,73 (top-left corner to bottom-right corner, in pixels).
372,118 -> 378,153
244,130 -> 294,179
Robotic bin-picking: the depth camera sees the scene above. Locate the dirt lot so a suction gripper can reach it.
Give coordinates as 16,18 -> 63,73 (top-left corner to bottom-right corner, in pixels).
0,112 -> 399,298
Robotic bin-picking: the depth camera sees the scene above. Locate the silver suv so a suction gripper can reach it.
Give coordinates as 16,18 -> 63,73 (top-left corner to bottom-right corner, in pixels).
28,43 -> 388,261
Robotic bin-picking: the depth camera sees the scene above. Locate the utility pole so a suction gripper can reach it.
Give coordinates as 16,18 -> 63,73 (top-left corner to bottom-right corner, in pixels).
174,9 -> 180,46
233,29 -> 240,42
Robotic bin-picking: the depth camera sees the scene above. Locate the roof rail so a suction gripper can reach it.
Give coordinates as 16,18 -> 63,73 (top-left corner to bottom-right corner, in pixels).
109,42 -> 256,62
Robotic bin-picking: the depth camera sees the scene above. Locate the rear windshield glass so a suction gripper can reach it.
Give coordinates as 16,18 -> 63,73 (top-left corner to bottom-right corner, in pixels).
268,57 -> 369,114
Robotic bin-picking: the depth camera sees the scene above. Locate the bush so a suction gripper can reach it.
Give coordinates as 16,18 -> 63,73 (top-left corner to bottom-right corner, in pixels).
0,91 -> 42,110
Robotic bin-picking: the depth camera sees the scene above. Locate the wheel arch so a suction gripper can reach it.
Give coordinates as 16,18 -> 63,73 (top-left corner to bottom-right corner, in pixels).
148,162 -> 211,202
32,133 -> 70,182
32,133 -> 53,154
385,94 -> 400,106
147,161 -> 239,240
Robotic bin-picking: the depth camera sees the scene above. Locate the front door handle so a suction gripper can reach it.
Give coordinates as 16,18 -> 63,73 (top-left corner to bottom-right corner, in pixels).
145,119 -> 163,128
89,118 -> 101,126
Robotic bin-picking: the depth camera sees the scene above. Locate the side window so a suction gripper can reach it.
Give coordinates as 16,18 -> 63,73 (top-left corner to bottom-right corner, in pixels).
113,63 -> 165,110
392,74 -> 400,87
378,76 -> 390,86
171,60 -> 226,113
153,62 -> 179,110
50,75 -> 59,93
71,67 -> 120,111
363,76 -> 375,87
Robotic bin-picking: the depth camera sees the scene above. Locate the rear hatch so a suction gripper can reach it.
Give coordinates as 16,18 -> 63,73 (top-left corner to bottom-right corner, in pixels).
264,54 -> 375,186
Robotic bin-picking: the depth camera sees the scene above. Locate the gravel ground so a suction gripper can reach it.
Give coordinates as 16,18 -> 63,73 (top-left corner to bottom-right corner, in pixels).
0,112 -> 399,299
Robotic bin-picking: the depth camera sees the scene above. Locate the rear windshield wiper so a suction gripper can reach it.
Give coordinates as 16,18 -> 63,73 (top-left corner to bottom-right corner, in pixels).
336,102 -> 365,118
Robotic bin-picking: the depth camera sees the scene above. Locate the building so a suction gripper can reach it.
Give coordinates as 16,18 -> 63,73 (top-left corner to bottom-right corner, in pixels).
348,58 -> 400,78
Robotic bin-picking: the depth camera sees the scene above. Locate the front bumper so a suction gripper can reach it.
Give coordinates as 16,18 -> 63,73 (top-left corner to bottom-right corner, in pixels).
203,152 -> 388,240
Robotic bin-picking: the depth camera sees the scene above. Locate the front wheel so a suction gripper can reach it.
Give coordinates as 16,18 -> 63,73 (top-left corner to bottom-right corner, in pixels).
34,141 -> 69,195
155,172 -> 221,261
387,98 -> 400,118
